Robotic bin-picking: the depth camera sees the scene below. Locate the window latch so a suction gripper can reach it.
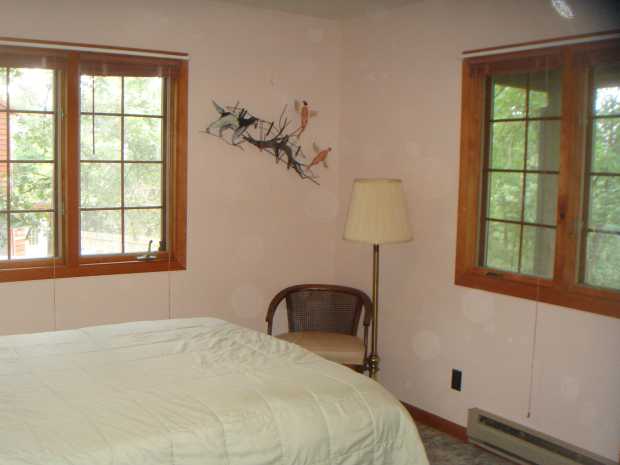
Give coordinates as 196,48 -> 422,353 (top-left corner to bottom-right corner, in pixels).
485,271 -> 502,278
137,240 -> 158,261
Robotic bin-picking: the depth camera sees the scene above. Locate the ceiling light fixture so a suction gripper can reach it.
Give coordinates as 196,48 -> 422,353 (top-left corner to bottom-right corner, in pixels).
551,0 -> 575,19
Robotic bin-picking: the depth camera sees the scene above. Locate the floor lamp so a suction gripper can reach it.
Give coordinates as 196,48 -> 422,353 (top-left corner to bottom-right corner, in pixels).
343,179 -> 412,379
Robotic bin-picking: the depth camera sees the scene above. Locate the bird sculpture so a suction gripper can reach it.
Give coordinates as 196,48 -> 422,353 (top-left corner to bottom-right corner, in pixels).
204,99 -> 329,184
293,99 -> 318,137
206,101 -> 239,137
308,143 -> 332,169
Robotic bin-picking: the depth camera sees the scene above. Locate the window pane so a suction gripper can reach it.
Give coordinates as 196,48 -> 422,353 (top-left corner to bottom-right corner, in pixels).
10,113 -> 54,161
485,221 -> 520,273
80,115 -> 93,159
94,76 -> 122,114
125,208 -> 162,253
524,174 -> 558,226
582,63 -> 620,291
77,71 -> 168,259
0,113 -> 6,161
80,163 -> 121,208
10,163 -> 54,210
526,120 -> 560,171
0,164 -> 6,210
124,77 -> 162,116
591,118 -> 620,174
80,115 -> 122,161
490,121 -> 525,169
94,115 -> 122,161
491,74 -> 527,119
0,68 -> 6,107
589,176 -> 620,232
8,68 -> 54,112
0,213 -> 6,259
584,232 -> 620,290
124,117 -> 162,161
124,163 -> 162,207
488,172 -> 522,221
529,69 -> 562,118
81,210 -> 121,255
80,75 -> 93,113
10,212 -> 53,259
521,225 -> 555,278
593,64 -> 620,116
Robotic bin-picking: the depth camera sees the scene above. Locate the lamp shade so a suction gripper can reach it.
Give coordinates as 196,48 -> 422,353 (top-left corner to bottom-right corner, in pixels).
343,178 -> 412,245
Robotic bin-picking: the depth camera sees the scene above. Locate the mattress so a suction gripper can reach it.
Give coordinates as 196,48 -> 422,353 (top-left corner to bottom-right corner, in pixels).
0,318 -> 429,465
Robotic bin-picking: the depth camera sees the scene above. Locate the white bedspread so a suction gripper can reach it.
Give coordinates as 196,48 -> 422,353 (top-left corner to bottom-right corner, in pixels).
0,318 -> 428,465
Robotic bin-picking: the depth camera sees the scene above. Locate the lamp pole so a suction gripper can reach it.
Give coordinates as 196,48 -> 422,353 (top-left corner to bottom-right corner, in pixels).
368,243 -> 380,379
343,179 -> 412,379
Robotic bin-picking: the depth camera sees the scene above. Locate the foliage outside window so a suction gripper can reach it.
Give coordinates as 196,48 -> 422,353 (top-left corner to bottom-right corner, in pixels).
0,67 -> 56,261
80,75 -> 165,256
0,44 -> 187,283
582,63 -> 620,290
455,39 -> 620,318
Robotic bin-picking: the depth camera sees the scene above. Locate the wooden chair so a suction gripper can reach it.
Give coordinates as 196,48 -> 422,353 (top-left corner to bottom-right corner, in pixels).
266,284 -> 373,373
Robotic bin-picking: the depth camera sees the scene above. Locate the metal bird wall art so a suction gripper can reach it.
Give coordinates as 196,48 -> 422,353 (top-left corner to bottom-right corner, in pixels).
309,143 -> 332,169
205,100 -> 331,184
292,99 -> 318,138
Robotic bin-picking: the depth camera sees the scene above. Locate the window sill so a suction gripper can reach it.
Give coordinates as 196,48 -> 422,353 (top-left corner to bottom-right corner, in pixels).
0,257 -> 185,283
455,267 -> 620,319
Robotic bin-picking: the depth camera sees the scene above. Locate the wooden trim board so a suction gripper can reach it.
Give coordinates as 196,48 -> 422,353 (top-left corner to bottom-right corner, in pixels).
402,402 -> 527,465
0,36 -> 188,58
462,29 -> 620,55
401,401 -> 468,442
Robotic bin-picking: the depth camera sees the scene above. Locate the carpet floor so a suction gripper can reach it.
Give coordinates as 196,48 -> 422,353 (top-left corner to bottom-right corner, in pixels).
418,423 -> 514,465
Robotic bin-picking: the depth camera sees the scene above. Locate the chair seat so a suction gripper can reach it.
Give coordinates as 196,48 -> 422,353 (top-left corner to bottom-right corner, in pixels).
277,331 -> 365,366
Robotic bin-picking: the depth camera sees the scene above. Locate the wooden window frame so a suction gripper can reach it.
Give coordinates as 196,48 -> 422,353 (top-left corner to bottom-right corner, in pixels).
455,39 -> 620,319
0,45 -> 187,283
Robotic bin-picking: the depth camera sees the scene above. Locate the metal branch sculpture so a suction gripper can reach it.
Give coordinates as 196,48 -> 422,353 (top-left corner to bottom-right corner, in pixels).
205,100 -> 330,184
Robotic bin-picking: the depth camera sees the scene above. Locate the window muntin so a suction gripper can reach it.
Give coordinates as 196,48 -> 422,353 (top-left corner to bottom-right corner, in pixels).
480,69 -> 562,278
581,63 -> 620,291
0,66 -> 57,261
79,75 -> 165,256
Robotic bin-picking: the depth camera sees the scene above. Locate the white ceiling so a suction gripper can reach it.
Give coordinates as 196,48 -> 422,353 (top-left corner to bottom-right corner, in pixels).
215,0 -> 422,19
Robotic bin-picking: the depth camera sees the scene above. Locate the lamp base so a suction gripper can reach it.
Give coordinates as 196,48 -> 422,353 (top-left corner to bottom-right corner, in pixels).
369,243 -> 380,380
367,353 -> 380,379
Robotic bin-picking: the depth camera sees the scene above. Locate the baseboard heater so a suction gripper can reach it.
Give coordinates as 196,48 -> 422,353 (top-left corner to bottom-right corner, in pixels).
467,408 -> 616,465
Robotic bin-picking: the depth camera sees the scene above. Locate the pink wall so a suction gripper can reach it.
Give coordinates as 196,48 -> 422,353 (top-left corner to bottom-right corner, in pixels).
0,0 -> 342,336
335,0 -> 620,461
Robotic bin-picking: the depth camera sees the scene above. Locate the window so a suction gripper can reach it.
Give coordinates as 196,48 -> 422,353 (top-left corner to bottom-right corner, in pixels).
481,69 -> 561,279
0,42 -> 187,283
582,63 -> 620,290
0,66 -> 57,261
456,39 -> 620,318
80,75 -> 165,256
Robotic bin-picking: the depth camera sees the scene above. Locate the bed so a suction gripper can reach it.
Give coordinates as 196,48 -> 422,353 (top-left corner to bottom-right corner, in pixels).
0,318 -> 429,465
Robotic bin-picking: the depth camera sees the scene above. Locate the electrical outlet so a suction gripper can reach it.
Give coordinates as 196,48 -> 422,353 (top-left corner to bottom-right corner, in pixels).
451,369 -> 462,391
